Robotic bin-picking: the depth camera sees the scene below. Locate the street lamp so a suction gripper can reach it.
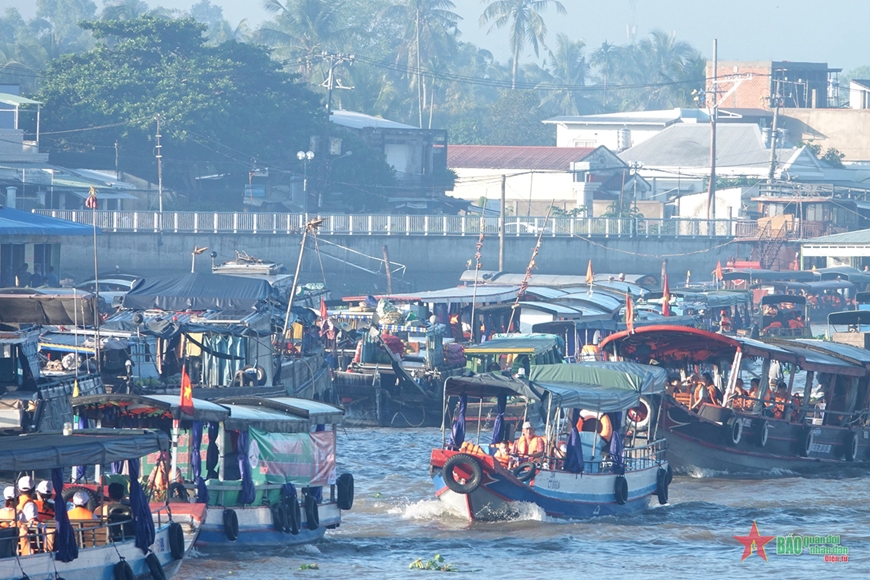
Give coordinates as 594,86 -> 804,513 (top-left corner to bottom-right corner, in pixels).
297,150 -> 314,210
324,151 -> 353,209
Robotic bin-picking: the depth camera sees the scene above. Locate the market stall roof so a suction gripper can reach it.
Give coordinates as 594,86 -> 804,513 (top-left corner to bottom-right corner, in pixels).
0,429 -> 168,471
528,363 -> 667,413
122,273 -> 274,311
72,394 -> 229,423
599,326 -> 740,364
215,396 -> 344,425
0,206 -> 95,236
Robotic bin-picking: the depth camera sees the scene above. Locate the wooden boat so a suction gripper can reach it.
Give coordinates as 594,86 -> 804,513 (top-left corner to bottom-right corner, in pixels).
0,428 -> 197,580
71,394 -> 353,550
429,362 -> 670,521
599,326 -> 870,476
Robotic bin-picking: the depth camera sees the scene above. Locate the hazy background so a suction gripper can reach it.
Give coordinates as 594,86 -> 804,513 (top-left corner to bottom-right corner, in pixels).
2,0 -> 867,72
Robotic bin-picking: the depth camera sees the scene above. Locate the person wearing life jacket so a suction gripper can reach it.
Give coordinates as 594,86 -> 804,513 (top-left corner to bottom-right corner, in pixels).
773,382 -> 789,419
16,476 -> 38,524
512,421 -> 545,461
459,441 -> 486,456
67,492 -> 97,520
0,486 -> 16,523
493,440 -> 513,469
732,378 -> 749,409
34,480 -> 55,522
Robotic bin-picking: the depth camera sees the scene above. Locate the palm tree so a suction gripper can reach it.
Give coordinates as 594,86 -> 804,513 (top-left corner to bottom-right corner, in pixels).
479,0 -> 566,89
101,0 -> 150,21
537,33 -> 590,116
590,40 -> 621,109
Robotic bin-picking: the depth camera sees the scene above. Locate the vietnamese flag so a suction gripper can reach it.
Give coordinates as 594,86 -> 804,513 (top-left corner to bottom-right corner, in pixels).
715,260 -> 724,281
320,297 -> 328,321
625,292 -> 635,334
662,274 -> 671,317
180,363 -> 194,416
586,260 -> 594,285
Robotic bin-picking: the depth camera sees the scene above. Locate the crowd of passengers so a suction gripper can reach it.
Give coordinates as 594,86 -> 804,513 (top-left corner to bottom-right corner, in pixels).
0,476 -> 131,556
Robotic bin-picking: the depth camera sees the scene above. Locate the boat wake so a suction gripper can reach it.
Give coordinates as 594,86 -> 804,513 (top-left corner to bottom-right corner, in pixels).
679,466 -> 800,479
391,499 -> 457,520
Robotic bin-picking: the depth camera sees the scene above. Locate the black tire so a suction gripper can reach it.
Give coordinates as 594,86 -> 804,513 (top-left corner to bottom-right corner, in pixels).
614,475 -> 629,505
844,430 -> 859,462
145,553 -> 167,580
222,508 -> 239,542
304,495 -> 320,530
336,473 -> 354,510
799,427 -> 814,457
665,464 -> 673,486
253,365 -> 267,386
656,468 -> 669,505
271,503 -> 286,532
114,560 -> 135,580
168,522 -> 185,560
284,496 -> 300,535
753,419 -> 768,448
167,483 -> 188,503
62,485 -> 98,512
513,462 -> 537,483
442,454 -> 483,495
725,417 -> 743,446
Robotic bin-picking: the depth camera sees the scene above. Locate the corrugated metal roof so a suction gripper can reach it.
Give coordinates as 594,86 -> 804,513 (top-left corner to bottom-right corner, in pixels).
0,206 -> 95,236
448,145 -> 595,170
330,110 -> 418,130
543,108 -> 699,126
619,124 -> 793,168
802,229 -> 870,245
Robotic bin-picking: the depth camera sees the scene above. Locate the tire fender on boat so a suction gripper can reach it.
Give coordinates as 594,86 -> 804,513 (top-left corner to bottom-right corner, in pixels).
284,495 -> 301,535
271,503 -> 286,532
655,468 -> 669,505
222,508 -> 239,542
168,522 -> 185,560
844,430 -> 859,462
799,427 -> 814,457
725,416 -> 743,446
614,475 -> 629,505
304,494 -> 320,530
62,485 -> 97,512
627,396 -> 654,432
145,552 -> 167,580
512,462 -> 537,484
336,473 -> 354,510
442,453 -> 483,495
752,419 -> 768,448
114,560 -> 134,580
167,482 -> 188,503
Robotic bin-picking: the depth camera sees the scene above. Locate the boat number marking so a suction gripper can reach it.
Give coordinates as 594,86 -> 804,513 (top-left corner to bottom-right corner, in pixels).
742,418 -> 752,427
593,505 -> 600,516
810,443 -> 831,454
547,473 -> 560,490
156,537 -> 166,552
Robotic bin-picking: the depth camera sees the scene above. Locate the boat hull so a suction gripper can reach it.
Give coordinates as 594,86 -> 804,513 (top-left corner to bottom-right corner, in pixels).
430,450 -> 664,522
663,399 -> 870,476
195,503 -> 340,548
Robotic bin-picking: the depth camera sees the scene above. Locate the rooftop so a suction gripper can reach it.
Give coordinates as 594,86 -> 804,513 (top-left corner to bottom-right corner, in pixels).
330,110 -> 419,131
448,145 -> 597,171
802,229 -> 870,245
543,108 -> 706,127
0,206 -> 96,236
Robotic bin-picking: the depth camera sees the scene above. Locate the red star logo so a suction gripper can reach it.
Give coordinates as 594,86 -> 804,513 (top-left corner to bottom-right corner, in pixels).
734,521 -> 775,561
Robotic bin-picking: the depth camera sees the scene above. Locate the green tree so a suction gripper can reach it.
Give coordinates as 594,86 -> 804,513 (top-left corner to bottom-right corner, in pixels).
537,34 -> 591,116
479,0 -> 566,90
484,89 -> 552,145
33,0 -> 98,59
100,0 -> 149,21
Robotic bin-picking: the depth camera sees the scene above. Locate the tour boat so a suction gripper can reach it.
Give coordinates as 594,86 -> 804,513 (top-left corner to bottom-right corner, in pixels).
0,428 -> 197,580
599,326 -> 870,475
429,362 -> 671,521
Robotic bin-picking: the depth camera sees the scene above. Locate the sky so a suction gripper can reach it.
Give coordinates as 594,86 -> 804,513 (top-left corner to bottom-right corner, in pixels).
2,0 -> 868,72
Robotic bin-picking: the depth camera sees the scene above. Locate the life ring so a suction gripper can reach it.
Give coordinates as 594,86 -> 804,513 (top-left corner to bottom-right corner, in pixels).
578,411 -> 612,440
167,482 -> 188,502
753,419 -> 768,448
283,495 -> 301,535
243,365 -> 267,386
168,522 -> 185,560
844,430 -> 859,462
271,503 -> 286,532
655,468 -> 669,505
222,508 -> 239,541
627,397 -> 654,432
799,427 -> 814,457
513,462 -> 537,483
336,473 -> 354,510
62,485 -> 97,511
114,560 -> 134,580
441,453 -> 483,495
304,495 -> 320,530
145,553 -> 167,580
614,475 -> 629,505
62,352 -> 83,371
725,417 -> 743,446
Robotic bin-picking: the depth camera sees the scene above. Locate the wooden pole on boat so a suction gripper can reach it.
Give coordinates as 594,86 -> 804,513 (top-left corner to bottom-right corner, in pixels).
382,245 -> 393,294
800,371 -> 814,424
507,203 -> 554,331
282,219 -> 323,350
499,175 -> 505,271
476,398 -> 483,444
470,200 -> 486,343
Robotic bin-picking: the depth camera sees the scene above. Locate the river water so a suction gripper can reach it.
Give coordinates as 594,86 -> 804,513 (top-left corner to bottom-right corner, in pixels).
176,428 -> 870,579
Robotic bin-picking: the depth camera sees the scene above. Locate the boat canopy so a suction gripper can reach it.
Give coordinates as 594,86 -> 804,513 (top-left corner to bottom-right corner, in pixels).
0,429 -> 169,471
72,394 -> 230,423
814,266 -> 870,285
722,269 -> 816,282
215,396 -> 344,425
827,310 -> 870,326
768,342 -> 866,376
464,334 -> 561,356
122,273 -> 275,311
760,294 -> 807,306
0,292 -> 100,325
790,339 -> 870,370
217,401 -> 312,433
781,280 -> 855,292
516,301 -> 604,316
558,292 -> 622,312
599,326 -> 740,364
347,285 -> 521,306
528,363 -> 667,413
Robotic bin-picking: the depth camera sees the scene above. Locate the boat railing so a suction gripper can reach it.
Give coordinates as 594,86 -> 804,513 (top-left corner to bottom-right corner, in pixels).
623,438 -> 668,471
2,515 -> 150,556
728,395 -> 867,427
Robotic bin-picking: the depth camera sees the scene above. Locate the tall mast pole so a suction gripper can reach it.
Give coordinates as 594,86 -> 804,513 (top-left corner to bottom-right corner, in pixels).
707,39 -> 717,221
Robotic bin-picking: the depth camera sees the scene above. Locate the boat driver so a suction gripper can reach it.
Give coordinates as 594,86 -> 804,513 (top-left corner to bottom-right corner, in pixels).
512,421 -> 545,461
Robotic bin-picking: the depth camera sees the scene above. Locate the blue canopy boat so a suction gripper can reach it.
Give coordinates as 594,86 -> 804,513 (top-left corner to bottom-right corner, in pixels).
429,362 -> 671,521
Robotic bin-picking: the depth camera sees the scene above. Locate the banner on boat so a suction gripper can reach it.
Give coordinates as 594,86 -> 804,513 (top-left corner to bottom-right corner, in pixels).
248,427 -> 336,486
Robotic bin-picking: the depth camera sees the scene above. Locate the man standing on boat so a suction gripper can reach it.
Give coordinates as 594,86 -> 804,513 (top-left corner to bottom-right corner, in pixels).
513,422 -> 545,461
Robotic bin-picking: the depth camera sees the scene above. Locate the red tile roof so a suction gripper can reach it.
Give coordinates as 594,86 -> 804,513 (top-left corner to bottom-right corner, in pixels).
447,145 -> 597,171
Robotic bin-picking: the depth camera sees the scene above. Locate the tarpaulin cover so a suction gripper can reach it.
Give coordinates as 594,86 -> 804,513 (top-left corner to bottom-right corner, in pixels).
563,408 -> 584,474
122,273 -> 274,311
52,467 -> 78,562
128,457 -> 155,554
0,429 -> 169,471
489,395 -> 506,445
0,293 -> 99,325
247,427 -> 336,486
191,421 -> 208,504
237,431 -> 256,504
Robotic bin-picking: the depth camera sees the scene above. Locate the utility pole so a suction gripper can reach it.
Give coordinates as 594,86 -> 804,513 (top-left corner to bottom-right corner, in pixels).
416,8 -> 423,128
383,245 -> 393,294
768,79 -> 781,182
499,174 -> 506,271
706,39 -> 718,221
155,115 -> 163,217
114,140 -> 120,181
321,52 -> 354,209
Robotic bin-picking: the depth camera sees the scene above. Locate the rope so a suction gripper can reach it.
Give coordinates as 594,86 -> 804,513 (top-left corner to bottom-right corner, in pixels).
578,236 -> 737,258
312,230 -> 328,286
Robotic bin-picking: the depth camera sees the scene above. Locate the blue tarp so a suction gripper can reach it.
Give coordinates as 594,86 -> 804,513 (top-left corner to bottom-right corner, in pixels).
0,207 -> 96,236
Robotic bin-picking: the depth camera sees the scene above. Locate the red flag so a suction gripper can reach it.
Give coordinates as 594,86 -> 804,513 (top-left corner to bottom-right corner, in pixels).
320,297 -> 328,321
662,274 -> 671,317
180,364 -> 194,416
85,186 -> 98,209
625,292 -> 635,334
715,260 -> 723,281
586,260 -> 594,286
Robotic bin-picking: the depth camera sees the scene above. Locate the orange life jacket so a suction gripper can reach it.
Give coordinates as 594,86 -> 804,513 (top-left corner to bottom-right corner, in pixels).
459,441 -> 486,456
494,449 -> 511,468
16,496 -> 36,522
35,499 -> 54,522
513,435 -> 544,457
0,506 -> 15,523
67,506 -> 96,520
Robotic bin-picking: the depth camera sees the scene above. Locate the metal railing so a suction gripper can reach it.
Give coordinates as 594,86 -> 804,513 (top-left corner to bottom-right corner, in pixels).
35,210 -> 739,238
